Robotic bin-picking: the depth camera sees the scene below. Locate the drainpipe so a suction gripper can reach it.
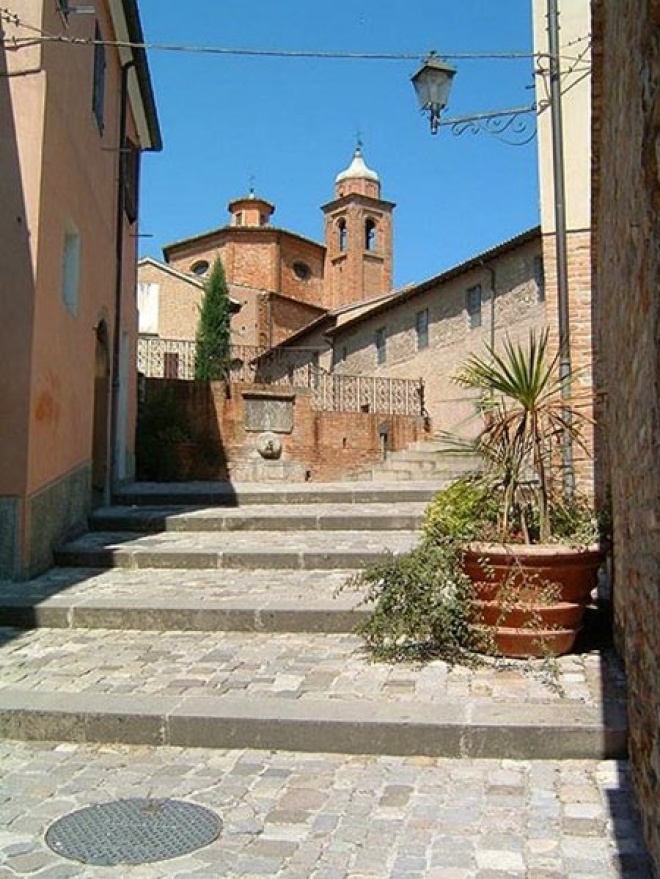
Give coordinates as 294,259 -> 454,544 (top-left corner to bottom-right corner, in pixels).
547,0 -> 574,496
108,59 -> 135,504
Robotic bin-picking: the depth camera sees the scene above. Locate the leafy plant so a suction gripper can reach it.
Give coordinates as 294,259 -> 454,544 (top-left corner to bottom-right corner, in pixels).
423,475 -> 499,544
454,330 -> 593,543
195,258 -> 232,381
345,540 -> 478,664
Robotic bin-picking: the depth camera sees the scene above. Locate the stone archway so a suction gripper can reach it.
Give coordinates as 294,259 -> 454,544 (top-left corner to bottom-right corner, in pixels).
92,321 -> 110,502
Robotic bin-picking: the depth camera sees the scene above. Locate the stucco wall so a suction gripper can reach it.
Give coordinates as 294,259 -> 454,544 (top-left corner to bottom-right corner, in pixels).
592,0 -> 660,870
0,1 -> 146,577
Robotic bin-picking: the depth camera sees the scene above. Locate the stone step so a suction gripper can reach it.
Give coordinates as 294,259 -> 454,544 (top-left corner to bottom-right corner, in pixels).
90,502 -> 427,534
379,458 -> 437,472
384,449 -> 457,463
0,625 -> 628,759
355,468 -> 464,483
0,568 -> 365,634
54,529 -> 420,570
114,480 -> 446,508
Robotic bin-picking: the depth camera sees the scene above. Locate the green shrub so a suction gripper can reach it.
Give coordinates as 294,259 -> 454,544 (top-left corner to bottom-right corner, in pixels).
346,541 -> 478,663
423,476 -> 498,544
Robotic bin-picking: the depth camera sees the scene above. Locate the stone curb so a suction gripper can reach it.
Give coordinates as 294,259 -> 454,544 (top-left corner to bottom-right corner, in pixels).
0,690 -> 628,760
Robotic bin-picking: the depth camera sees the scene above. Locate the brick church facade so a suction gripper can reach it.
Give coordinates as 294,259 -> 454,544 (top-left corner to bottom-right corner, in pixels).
138,145 -> 395,350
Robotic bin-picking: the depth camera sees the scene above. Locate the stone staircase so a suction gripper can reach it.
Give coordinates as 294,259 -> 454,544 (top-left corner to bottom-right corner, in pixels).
352,435 -> 479,482
0,480 -> 627,760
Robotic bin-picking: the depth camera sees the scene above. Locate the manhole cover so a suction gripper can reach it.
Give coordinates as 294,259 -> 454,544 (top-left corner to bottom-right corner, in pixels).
45,798 -> 222,866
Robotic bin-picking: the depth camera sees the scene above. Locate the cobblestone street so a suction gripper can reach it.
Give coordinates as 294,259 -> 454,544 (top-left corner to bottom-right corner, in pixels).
0,743 -> 652,878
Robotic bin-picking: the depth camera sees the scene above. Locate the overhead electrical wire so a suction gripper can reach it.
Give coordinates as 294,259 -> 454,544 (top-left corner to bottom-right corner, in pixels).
0,6 -> 592,67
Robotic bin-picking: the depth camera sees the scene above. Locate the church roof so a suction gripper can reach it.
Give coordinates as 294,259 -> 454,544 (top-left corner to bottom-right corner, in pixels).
335,145 -> 380,184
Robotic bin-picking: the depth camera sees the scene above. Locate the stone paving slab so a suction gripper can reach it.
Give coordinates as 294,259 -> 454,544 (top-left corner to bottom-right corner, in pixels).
0,741 -> 652,877
55,530 -> 420,570
0,568 -> 365,633
0,626 -> 628,758
91,502 -> 428,533
115,480 -> 448,507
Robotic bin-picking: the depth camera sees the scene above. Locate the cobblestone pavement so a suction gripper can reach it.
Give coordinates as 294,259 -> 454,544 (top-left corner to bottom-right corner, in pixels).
0,742 -> 651,878
0,625 -> 625,706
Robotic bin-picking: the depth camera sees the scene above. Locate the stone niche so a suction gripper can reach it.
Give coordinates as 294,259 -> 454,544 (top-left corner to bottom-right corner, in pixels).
243,390 -> 295,434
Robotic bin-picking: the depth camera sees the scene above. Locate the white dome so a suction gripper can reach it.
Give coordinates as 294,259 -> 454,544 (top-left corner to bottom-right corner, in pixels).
335,146 -> 380,184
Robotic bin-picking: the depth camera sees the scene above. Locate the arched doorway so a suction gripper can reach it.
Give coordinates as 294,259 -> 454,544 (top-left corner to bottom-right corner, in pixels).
92,321 -> 110,503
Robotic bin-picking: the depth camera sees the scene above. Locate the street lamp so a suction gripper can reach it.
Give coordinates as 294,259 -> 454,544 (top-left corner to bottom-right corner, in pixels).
411,0 -> 575,495
410,51 -> 456,135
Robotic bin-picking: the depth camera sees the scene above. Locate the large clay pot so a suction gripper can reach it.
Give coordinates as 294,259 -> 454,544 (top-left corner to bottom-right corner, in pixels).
463,542 -> 604,658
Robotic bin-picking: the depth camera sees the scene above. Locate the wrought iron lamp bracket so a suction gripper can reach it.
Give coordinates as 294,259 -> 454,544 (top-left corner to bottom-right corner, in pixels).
435,104 -> 538,146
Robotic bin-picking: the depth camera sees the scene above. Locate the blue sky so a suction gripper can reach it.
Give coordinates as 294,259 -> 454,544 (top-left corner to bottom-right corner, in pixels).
137,1 -> 539,288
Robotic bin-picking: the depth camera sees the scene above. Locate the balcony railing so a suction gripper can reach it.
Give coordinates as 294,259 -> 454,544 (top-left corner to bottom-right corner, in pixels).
137,337 -> 424,417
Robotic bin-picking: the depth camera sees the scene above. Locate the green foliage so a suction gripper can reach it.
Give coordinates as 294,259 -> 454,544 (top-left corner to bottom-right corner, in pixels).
345,541 -> 479,664
195,259 -> 232,381
423,476 -> 499,544
135,385 -> 192,481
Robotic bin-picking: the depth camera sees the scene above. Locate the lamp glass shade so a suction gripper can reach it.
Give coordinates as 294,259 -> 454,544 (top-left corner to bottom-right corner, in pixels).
411,55 -> 456,112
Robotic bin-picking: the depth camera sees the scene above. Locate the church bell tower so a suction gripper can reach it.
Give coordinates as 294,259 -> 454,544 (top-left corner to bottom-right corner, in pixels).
322,144 -> 395,310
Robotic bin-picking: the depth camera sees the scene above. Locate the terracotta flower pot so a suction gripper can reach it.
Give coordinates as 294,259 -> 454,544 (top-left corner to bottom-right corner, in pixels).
464,542 -> 604,658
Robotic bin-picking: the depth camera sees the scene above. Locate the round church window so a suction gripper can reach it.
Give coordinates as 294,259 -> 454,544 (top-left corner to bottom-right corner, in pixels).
293,261 -> 311,281
191,260 -> 210,276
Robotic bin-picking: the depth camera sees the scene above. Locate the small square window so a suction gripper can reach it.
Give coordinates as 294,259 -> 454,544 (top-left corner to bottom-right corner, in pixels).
416,309 -> 429,350
61,219 -> 81,316
467,285 -> 482,329
375,327 -> 387,365
534,255 -> 545,302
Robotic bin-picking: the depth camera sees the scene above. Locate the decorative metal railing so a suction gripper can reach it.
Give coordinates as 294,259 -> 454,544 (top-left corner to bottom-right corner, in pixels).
137,337 -> 424,417
137,337 -> 197,380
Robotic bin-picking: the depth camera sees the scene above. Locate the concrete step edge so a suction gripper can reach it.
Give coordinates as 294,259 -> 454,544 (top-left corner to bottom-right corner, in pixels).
0,689 -> 628,760
114,484 -> 446,508
0,602 -> 369,634
90,510 -> 425,534
53,544 -> 411,571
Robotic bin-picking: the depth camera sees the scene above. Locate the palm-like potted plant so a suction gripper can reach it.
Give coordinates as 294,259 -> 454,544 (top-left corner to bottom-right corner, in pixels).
448,329 -> 603,657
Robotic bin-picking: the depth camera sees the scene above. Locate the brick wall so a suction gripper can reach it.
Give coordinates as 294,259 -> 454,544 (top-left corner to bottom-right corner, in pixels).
323,196 -> 394,310
268,294 -> 326,347
330,236 -> 545,437
145,379 -> 423,483
592,0 -> 660,869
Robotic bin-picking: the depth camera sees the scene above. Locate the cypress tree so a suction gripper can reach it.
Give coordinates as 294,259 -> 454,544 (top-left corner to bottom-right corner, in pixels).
194,258 -> 231,380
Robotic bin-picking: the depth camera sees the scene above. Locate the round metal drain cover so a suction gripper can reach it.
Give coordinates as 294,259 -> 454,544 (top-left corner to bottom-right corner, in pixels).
45,798 -> 222,866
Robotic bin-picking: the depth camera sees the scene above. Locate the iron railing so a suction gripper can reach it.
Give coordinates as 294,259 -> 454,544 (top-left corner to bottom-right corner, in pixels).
137,337 -> 424,417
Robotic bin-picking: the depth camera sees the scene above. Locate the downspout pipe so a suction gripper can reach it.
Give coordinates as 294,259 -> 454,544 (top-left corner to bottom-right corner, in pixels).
108,59 -> 135,504
547,0 -> 574,496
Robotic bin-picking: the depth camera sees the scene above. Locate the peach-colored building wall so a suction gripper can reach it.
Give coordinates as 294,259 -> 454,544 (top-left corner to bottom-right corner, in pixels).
0,0 -> 160,578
